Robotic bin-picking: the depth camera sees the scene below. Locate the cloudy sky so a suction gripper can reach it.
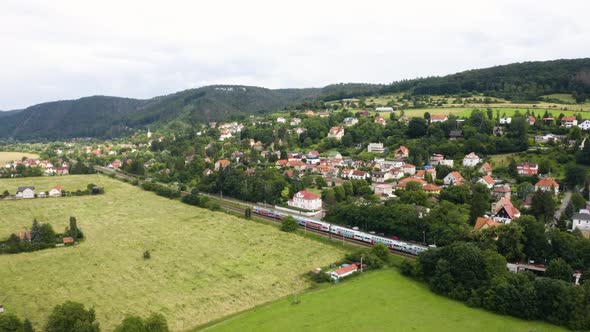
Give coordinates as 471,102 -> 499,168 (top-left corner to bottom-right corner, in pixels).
1,0 -> 589,110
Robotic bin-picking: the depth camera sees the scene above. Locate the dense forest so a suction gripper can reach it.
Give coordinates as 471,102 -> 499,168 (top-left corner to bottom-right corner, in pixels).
0,58 -> 589,140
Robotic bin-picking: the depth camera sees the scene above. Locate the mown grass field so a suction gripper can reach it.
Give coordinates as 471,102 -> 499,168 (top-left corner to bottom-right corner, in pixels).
0,175 -> 346,331
0,151 -> 40,165
203,269 -> 566,332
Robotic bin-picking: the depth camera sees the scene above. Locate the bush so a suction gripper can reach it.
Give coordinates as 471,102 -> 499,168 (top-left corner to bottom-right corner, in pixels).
280,216 -> 298,232
400,259 -> 417,277
143,250 -> 151,259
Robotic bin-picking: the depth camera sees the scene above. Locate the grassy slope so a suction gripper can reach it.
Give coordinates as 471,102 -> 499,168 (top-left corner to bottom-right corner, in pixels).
0,152 -> 40,165
204,269 -> 566,332
0,175 -> 345,331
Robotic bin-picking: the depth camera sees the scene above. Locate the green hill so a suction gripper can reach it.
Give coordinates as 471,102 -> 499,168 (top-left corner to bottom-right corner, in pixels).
1,58 -> 589,140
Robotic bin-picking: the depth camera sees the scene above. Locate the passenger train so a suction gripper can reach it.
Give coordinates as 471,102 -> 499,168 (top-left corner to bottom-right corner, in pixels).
252,206 -> 429,255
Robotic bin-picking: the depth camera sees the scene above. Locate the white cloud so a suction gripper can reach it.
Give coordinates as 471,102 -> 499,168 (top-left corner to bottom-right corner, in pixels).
1,0 -> 589,109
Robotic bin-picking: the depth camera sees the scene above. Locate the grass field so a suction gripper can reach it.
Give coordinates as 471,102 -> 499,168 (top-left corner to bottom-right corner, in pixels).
203,269 -> 566,332
0,151 -> 40,165
0,175 -> 345,331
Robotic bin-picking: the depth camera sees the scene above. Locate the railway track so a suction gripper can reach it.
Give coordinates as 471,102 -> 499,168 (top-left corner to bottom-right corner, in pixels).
215,201 -> 417,260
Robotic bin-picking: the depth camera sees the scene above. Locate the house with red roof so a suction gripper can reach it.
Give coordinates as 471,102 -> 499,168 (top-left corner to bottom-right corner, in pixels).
492,185 -> 511,200
477,175 -> 496,189
395,146 -> 410,159
462,152 -> 481,167
474,217 -> 501,231
374,115 -> 387,126
430,115 -> 448,123
492,197 -> 521,223
109,159 -> 122,169
214,159 -> 231,171
517,162 -> 538,176
479,162 -> 493,176
288,190 -> 322,211
396,177 -> 427,189
535,177 -> 559,195
49,186 -> 62,197
527,116 -> 536,126
330,264 -> 358,280
327,127 -> 345,140
561,116 -> 578,128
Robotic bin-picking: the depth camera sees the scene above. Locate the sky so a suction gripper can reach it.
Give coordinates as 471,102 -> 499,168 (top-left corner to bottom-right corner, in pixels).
1,0 -> 589,110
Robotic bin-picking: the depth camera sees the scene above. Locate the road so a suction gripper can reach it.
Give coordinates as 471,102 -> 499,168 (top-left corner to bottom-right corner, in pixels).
555,190 -> 573,221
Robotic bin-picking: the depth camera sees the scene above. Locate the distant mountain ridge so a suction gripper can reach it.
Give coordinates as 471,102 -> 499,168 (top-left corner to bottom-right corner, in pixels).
1,58 -> 589,140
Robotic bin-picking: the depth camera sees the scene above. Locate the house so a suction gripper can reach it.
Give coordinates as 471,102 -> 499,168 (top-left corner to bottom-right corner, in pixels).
109,159 -> 122,169
396,177 -> 427,189
479,162 -> 493,176
527,116 -> 536,126
493,197 -> 521,223
357,110 -> 369,116
579,120 -> 590,131
492,185 -> 511,200
474,217 -> 501,231
276,117 -> 286,124
343,117 -> 358,127
572,212 -> 590,234
375,107 -> 394,112
430,154 -> 453,167
294,127 -> 307,135
219,131 -> 233,141
290,117 -> 302,126
367,143 -> 385,153
49,186 -> 62,197
327,127 -> 345,140
477,175 -> 496,189
535,177 -> 559,195
288,190 -> 322,211
331,264 -> 358,280
17,231 -> 31,242
395,146 -> 409,159
373,183 -> 394,197
202,168 -> 213,176
499,117 -> 512,124
304,110 -> 315,117
443,172 -> 464,186
402,164 -> 416,175
561,116 -> 578,128
430,115 -> 448,123
63,237 -> 75,245
214,159 -> 231,171
534,134 -> 567,144
349,170 -> 370,180
275,160 -> 289,168
374,115 -> 387,126
371,171 -> 394,183
517,162 -> 538,176
423,183 -> 443,195
449,130 -> 464,140
16,186 -> 35,199
462,152 -> 481,167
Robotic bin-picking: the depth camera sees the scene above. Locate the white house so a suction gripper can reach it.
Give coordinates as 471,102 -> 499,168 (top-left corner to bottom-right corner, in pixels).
290,118 -> 302,126
572,212 -> 590,233
443,172 -> 464,186
288,190 -> 322,211
331,264 -> 358,280
430,115 -> 448,123
579,120 -> 590,131
375,107 -> 394,112
477,175 -> 496,189
343,117 -> 358,127
462,152 -> 481,167
372,183 -> 394,197
49,185 -> 62,197
535,178 -> 559,195
349,170 -> 370,180
561,116 -> 578,128
367,143 -> 385,153
16,186 -> 35,199
499,117 -> 512,124
276,117 -> 286,124
219,131 -> 233,141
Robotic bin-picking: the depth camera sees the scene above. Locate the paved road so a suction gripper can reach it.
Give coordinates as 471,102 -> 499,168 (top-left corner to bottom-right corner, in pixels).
555,190 -> 573,221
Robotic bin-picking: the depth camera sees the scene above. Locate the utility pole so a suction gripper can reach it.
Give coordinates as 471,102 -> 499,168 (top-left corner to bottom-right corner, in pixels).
360,255 -> 364,273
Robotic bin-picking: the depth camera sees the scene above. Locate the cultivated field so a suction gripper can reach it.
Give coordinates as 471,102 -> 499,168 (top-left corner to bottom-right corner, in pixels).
203,269 -> 566,332
0,151 -> 40,165
0,175 -> 345,331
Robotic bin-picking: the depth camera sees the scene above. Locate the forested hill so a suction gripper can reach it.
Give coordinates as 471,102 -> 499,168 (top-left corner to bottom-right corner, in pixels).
1,58 -> 589,140
403,58 -> 590,101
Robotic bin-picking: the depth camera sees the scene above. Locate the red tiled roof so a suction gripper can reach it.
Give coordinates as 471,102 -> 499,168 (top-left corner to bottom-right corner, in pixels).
333,264 -> 358,276
562,116 -> 577,121
63,237 -> 74,244
535,178 -> 559,188
294,190 -> 320,200
474,217 -> 501,231
481,175 -> 495,185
